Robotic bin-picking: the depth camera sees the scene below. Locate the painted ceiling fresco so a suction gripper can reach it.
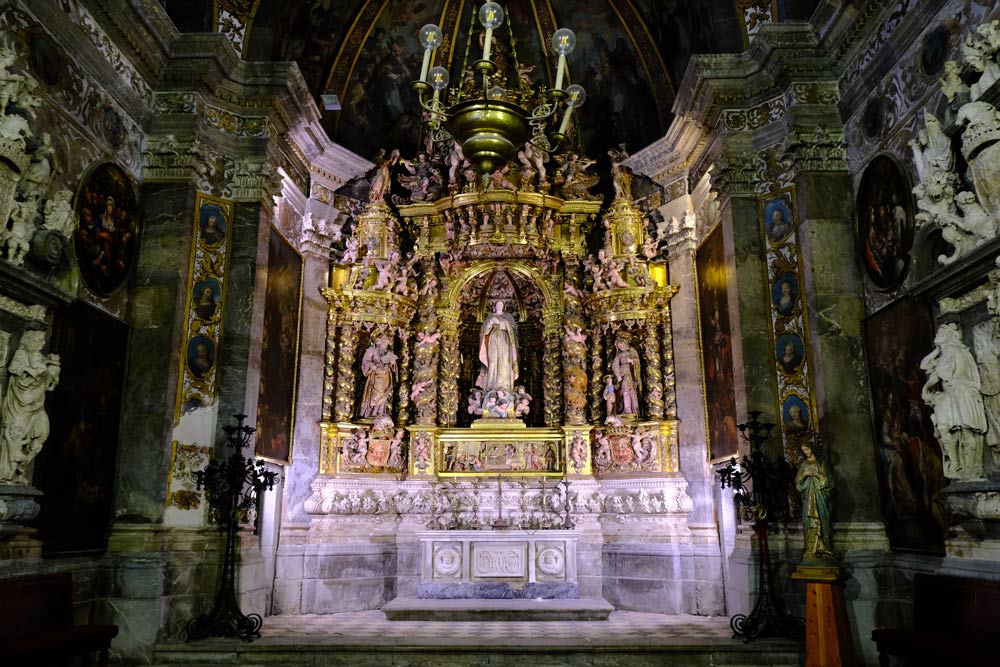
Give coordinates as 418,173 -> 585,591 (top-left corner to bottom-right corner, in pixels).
166,1 -> 819,160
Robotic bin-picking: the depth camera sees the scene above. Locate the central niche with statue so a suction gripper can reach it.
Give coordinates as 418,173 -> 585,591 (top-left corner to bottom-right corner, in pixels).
300,132 -> 697,609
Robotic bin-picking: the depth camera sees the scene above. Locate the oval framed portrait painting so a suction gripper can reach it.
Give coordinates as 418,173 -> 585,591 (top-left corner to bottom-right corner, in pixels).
74,162 -> 139,296
855,154 -> 915,291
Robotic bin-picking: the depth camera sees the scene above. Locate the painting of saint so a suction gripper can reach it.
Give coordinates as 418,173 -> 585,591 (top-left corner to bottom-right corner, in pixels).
782,395 -> 810,432
856,154 -> 915,291
187,336 -> 215,379
199,206 -> 227,246
255,227 -> 303,463
74,162 -> 139,296
696,225 -> 738,459
863,297 -> 946,553
763,197 -> 794,243
776,333 -> 805,375
772,272 -> 799,316
192,278 -> 221,322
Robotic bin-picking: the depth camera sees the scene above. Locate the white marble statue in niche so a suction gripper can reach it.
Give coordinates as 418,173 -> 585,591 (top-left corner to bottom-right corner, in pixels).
359,336 -> 397,419
972,321 -> 1000,453
920,323 -> 988,480
472,300 -> 526,420
0,330 -> 61,484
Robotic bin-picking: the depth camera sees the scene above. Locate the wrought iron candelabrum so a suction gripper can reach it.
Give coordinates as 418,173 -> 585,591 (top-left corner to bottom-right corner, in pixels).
186,414 -> 279,642
717,411 -> 803,642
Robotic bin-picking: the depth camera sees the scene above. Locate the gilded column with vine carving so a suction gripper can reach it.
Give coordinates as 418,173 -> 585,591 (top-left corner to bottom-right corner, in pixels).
643,314 -> 664,419
395,327 -> 412,426
661,308 -> 677,419
437,309 -> 461,426
542,311 -> 563,426
322,309 -> 338,420
589,326 -> 604,423
334,322 -> 360,422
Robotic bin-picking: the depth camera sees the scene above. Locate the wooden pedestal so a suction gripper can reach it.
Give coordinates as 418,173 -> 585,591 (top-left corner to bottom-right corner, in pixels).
791,564 -> 855,667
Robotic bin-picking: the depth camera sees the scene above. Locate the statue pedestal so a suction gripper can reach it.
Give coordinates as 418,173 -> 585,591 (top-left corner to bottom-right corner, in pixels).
791,563 -> 855,667
0,483 -> 43,558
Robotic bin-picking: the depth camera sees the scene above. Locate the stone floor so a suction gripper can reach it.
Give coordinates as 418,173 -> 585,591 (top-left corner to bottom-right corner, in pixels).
153,611 -> 805,666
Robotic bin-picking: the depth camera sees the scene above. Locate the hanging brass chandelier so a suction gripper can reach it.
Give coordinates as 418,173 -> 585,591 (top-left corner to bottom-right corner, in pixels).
410,2 -> 585,174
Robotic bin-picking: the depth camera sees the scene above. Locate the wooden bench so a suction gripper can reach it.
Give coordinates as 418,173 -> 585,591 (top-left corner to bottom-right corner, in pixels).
0,573 -> 118,666
871,573 -> 1000,667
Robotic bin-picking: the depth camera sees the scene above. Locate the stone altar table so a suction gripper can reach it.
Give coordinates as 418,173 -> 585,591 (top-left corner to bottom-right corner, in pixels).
417,529 -> 579,599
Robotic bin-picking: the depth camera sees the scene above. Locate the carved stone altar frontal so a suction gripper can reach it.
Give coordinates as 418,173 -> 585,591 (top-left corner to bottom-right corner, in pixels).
420,530 -> 577,587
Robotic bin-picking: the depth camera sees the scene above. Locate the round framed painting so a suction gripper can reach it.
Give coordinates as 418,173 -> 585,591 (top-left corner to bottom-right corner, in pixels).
73,162 -> 139,296
855,154 -> 915,291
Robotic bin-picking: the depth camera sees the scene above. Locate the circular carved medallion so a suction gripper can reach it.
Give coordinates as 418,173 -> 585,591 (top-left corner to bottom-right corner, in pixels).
433,545 -> 462,576
536,546 -> 564,576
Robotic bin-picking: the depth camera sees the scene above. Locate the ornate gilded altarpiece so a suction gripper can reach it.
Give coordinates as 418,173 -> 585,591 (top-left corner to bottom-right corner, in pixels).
315,166 -> 680,488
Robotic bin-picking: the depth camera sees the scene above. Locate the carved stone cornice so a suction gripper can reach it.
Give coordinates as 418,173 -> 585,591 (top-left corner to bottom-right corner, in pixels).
780,126 -> 848,175
79,0 -> 177,80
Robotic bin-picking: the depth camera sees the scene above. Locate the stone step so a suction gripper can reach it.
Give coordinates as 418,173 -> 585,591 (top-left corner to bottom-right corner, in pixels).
382,596 -> 614,621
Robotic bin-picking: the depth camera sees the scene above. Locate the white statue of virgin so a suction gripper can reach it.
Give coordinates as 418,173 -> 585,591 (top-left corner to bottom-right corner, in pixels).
476,301 -> 518,392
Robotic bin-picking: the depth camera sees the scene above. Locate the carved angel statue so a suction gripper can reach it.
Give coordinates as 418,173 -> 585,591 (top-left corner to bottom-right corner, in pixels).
563,325 -> 587,344
963,26 -> 1000,100
467,389 -> 484,416
0,46 -> 26,111
569,432 -> 587,471
397,151 -> 441,202
553,153 -> 600,200
4,200 -> 34,266
20,133 -> 54,204
641,234 -> 659,260
940,60 -> 971,105
910,111 -> 954,185
594,432 -> 612,468
514,386 -> 531,418
373,259 -> 395,290
517,140 -> 548,186
341,237 -> 360,264
920,323 -> 988,480
608,143 -> 633,201
42,189 -> 75,239
345,430 -> 369,467
447,140 -> 467,186
0,331 -> 61,484
387,430 -> 405,469
368,148 -> 400,203
488,165 -> 516,191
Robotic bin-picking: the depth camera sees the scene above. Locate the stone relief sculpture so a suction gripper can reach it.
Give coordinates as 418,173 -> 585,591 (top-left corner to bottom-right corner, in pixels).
0,331 -> 61,484
359,336 -> 397,419
921,323 -> 988,480
795,440 -> 836,562
0,48 -> 75,270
